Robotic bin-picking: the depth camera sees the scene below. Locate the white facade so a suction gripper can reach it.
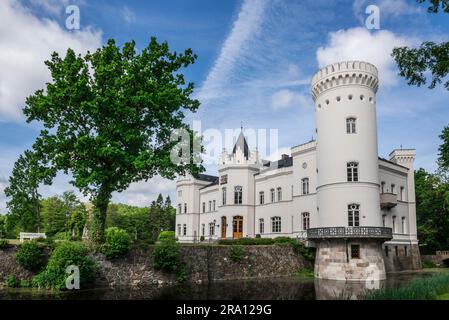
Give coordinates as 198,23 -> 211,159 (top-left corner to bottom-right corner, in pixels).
175,61 -> 417,252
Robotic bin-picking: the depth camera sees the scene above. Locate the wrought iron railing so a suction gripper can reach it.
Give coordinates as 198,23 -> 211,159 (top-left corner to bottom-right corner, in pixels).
307,226 -> 392,240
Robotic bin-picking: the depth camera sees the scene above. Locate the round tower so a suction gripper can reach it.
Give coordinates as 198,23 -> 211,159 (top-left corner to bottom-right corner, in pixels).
308,61 -> 392,281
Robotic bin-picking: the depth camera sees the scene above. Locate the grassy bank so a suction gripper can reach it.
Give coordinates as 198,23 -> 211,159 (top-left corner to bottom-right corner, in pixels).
366,269 -> 449,300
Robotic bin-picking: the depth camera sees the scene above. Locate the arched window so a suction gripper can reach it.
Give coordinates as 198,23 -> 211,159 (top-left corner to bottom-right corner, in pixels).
302,212 -> 310,230
178,204 -> 181,214
271,216 -> 282,233
270,189 -> 275,203
346,117 -> 357,134
392,216 -> 397,233
234,186 -> 243,204
302,178 -> 309,195
222,187 -> 227,205
348,204 -> 360,227
277,187 -> 282,201
259,218 -> 265,234
347,162 -> 359,182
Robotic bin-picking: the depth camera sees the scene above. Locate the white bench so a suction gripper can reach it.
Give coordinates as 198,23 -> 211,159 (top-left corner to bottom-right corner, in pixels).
19,232 -> 47,243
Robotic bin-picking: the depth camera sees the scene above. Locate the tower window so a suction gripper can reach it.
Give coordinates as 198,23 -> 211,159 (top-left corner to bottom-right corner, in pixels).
259,191 -> 265,205
347,162 -> 359,182
346,117 -> 357,134
277,187 -> 282,201
348,204 -> 360,227
271,216 -> 282,233
234,186 -> 243,204
302,178 -> 310,195
222,187 -> 227,205
302,212 -> 310,230
351,244 -> 360,259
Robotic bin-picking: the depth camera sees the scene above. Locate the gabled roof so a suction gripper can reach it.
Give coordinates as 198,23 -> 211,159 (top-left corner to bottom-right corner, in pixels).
232,131 -> 250,159
196,174 -> 219,183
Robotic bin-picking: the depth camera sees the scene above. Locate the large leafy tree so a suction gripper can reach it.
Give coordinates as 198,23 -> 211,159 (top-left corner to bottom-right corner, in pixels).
4,150 -> 51,234
392,0 -> 449,90
23,38 -> 203,244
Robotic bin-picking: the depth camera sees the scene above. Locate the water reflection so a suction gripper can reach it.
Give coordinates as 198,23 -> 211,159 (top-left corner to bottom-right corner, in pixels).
0,272 -> 434,300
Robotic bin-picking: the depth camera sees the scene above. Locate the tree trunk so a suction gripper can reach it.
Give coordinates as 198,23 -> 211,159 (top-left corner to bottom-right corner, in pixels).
89,185 -> 111,246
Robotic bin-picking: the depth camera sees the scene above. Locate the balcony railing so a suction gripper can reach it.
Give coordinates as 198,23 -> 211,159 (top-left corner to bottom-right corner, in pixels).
307,226 -> 392,240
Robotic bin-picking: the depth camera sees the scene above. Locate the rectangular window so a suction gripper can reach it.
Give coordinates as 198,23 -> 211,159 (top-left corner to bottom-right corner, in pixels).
259,219 -> 264,234
351,244 -> 360,259
346,118 -> 357,134
400,187 -> 405,201
220,175 -> 228,185
208,201 -> 211,212
202,202 -> 206,213
381,182 -> 385,193
382,215 -> 386,227
277,188 -> 282,201
177,224 -> 181,236
385,246 -> 389,257
259,191 -> 265,205
270,189 -> 275,203
401,217 -> 406,234
222,188 -> 227,205
184,203 -> 187,214
209,223 -> 215,236
395,246 -> 399,257
178,204 -> 181,214
201,224 -> 205,236
234,186 -> 243,204
213,200 -> 216,211
183,224 -> 187,236
392,216 -> 396,233
347,162 -> 359,182
302,178 -> 309,195
271,217 -> 281,233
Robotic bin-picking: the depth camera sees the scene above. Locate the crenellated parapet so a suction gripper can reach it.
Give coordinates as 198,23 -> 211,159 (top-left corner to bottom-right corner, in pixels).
311,61 -> 379,102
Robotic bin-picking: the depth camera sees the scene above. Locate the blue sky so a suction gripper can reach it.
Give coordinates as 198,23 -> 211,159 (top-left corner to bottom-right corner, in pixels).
0,0 -> 448,211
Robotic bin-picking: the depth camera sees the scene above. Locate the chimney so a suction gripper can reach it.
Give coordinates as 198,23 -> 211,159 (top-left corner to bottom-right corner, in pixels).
281,154 -> 289,160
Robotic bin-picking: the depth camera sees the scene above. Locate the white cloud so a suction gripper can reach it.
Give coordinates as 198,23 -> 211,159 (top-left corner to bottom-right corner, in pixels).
121,6 -> 136,24
271,89 -> 309,111
266,147 -> 291,162
353,0 -> 422,22
197,0 -> 268,102
0,0 -> 102,121
112,176 -> 176,207
316,27 -> 414,86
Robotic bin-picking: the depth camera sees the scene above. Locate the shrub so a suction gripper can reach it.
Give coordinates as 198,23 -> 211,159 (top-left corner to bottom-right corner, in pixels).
0,239 -> 9,250
101,227 -> 131,259
33,241 -> 97,290
5,275 -> 19,288
422,260 -> 437,269
365,272 -> 449,300
157,231 -> 176,242
53,232 -> 72,241
296,267 -> 314,279
16,241 -> 45,271
20,279 -> 32,288
152,239 -> 182,273
229,245 -> 245,263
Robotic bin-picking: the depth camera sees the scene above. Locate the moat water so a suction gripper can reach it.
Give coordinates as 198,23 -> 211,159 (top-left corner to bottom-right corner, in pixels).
0,271 -> 435,300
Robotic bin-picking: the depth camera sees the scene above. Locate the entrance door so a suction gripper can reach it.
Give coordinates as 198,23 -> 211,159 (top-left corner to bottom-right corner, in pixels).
221,216 -> 227,239
233,216 -> 243,239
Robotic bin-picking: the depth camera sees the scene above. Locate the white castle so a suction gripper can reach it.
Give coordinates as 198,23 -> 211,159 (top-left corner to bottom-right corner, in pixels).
175,61 -> 420,281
